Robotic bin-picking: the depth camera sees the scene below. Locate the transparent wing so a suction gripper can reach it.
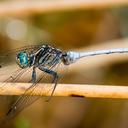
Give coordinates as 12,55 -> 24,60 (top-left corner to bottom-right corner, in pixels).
0,44 -> 43,56
0,44 -> 43,125
0,45 -> 44,90
0,44 -> 57,69
0,44 -> 63,125
0,62 -> 62,125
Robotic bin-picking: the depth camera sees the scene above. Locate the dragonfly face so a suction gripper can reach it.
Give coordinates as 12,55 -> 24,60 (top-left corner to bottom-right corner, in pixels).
16,51 -> 30,68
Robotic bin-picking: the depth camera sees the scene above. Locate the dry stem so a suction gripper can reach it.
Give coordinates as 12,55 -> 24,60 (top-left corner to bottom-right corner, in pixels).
0,82 -> 128,99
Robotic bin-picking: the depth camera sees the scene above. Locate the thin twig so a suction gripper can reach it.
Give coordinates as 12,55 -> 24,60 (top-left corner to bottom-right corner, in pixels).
0,82 -> 128,99
0,0 -> 127,17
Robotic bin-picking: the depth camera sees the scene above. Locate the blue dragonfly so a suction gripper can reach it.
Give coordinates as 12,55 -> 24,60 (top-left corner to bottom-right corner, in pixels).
0,44 -> 128,125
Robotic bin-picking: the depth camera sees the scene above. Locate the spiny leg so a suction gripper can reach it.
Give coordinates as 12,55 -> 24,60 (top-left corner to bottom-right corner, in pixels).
5,67 -> 37,119
38,66 -> 58,102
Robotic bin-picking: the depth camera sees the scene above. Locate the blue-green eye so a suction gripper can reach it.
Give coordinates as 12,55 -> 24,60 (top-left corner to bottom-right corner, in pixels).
16,52 -> 29,68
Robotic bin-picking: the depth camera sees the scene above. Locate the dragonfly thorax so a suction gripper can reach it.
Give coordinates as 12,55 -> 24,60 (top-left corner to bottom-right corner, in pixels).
35,45 -> 63,68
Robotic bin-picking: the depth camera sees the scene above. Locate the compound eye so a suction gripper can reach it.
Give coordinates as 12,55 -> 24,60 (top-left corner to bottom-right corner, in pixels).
16,52 -> 29,68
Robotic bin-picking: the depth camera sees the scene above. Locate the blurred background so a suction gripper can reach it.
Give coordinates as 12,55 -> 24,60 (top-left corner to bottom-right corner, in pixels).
0,0 -> 128,128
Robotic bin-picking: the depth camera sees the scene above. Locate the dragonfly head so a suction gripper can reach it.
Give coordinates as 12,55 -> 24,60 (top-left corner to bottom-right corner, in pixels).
16,51 -> 30,68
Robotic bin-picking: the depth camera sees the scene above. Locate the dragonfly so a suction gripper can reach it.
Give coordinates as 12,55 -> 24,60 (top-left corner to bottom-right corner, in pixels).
0,44 -> 128,125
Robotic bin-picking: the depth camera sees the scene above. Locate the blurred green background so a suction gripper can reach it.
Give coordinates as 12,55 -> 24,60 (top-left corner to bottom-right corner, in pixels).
0,1 -> 128,128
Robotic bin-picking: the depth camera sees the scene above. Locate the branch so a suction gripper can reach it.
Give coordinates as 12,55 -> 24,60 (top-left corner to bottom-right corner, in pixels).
0,82 -> 128,99
0,0 -> 128,16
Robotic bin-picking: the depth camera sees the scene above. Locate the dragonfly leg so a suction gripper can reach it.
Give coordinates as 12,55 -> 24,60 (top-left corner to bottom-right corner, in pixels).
29,67 -> 36,83
38,66 -> 58,102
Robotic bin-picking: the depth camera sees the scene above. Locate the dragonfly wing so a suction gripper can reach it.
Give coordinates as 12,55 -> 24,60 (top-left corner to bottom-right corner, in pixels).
0,62 -> 61,125
0,45 -> 43,91
0,44 -> 43,63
